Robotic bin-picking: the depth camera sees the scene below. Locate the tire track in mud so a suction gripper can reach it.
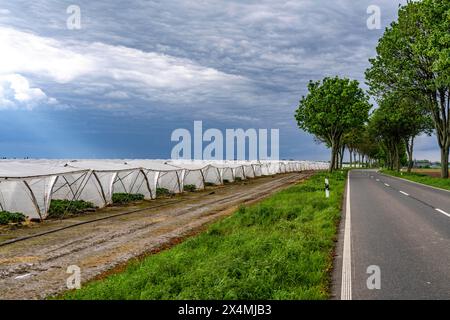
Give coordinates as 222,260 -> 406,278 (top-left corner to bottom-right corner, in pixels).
0,172 -> 311,299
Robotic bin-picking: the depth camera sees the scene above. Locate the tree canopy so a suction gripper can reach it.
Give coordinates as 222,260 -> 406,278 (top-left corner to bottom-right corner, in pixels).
365,0 -> 450,177
295,76 -> 371,172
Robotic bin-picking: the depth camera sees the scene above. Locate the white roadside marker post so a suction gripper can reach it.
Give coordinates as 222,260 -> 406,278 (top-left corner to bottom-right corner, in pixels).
325,178 -> 330,198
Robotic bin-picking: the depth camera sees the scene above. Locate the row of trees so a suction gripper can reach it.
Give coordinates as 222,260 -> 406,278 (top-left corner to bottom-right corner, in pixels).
295,0 -> 449,178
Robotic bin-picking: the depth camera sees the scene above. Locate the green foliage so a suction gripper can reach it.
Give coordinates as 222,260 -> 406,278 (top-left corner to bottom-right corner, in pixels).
48,200 -> 96,219
205,182 -> 216,187
61,171 -> 347,300
156,188 -> 173,197
366,0 -> 450,177
295,76 -> 371,171
296,77 -> 370,141
368,92 -> 434,171
0,211 -> 26,225
366,0 -> 449,97
234,177 -> 242,182
183,184 -> 197,192
111,193 -> 145,205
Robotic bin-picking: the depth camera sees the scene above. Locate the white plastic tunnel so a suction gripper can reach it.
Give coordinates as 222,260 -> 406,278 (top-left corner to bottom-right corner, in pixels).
0,162 -> 91,220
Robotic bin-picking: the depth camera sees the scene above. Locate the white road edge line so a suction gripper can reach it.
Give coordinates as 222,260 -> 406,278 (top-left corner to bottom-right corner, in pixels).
435,208 -> 450,218
399,191 -> 409,196
341,171 -> 352,300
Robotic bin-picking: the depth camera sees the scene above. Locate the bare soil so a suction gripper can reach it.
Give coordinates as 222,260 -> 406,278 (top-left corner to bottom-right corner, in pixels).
0,172 -> 311,300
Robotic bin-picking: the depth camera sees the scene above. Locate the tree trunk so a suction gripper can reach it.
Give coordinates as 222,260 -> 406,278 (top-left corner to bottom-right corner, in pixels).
340,145 -> 345,169
329,142 -> 338,173
388,149 -> 394,170
336,147 -> 340,170
429,91 -> 448,178
404,137 -> 414,173
394,144 -> 400,172
440,146 -> 449,179
349,149 -> 353,168
335,147 -> 341,170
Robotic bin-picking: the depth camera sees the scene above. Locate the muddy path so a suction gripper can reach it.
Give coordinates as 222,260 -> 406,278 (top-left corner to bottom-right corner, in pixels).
0,172 -> 311,299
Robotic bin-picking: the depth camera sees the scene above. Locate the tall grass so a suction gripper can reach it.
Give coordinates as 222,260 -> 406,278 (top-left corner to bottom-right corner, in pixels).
62,171 -> 346,300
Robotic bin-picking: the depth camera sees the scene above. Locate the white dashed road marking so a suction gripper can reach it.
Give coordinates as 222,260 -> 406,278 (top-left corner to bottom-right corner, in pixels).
435,208 -> 450,218
399,191 -> 409,196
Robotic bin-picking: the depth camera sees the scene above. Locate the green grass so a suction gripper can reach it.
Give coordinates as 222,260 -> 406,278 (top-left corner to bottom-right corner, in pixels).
0,211 -> 26,225
381,170 -> 450,191
111,193 -> 145,205
48,200 -> 96,219
61,170 -> 346,300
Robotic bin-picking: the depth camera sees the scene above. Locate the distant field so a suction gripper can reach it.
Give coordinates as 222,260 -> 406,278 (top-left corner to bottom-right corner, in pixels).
411,168 -> 444,178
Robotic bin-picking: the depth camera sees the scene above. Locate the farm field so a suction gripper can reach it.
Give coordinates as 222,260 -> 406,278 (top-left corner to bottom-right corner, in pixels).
0,172 -> 321,299
411,168 -> 447,178
61,170 -> 346,300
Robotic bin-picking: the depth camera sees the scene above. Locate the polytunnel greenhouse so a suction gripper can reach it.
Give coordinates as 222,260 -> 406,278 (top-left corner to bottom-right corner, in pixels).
0,160 -> 328,220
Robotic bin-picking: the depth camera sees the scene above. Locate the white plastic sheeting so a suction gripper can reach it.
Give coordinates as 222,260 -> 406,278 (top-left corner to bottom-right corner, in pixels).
0,162 -> 89,220
0,160 -> 328,220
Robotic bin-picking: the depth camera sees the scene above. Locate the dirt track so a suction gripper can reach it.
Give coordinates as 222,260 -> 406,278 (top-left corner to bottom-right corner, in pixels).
0,172 -> 311,300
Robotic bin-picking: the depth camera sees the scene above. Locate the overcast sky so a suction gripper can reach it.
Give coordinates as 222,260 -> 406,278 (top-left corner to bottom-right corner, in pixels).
0,0 -> 441,161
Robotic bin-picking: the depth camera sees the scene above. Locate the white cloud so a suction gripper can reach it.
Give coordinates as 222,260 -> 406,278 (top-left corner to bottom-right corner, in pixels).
0,27 -> 95,83
104,91 -> 129,99
0,74 -> 50,110
0,26 -> 249,107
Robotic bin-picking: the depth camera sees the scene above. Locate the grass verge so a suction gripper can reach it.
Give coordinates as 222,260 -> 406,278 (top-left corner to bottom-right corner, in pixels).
61,170 -> 346,300
381,170 -> 450,191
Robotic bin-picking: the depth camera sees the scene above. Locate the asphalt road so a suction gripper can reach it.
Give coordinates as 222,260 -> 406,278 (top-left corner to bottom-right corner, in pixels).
334,169 -> 450,300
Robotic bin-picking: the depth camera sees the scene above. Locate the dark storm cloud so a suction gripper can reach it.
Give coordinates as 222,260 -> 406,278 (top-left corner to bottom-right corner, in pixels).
4,0 -> 435,160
